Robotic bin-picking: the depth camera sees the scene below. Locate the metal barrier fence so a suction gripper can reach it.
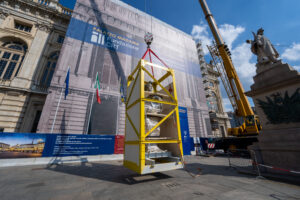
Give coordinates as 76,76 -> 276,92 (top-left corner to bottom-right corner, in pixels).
227,149 -> 300,179
227,149 -> 260,176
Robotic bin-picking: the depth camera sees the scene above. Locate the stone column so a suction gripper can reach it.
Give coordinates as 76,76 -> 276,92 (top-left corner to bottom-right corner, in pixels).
12,23 -> 51,89
77,43 -> 94,76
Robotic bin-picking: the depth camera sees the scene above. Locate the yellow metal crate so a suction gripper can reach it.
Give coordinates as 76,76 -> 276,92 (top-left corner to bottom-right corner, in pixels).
123,59 -> 184,174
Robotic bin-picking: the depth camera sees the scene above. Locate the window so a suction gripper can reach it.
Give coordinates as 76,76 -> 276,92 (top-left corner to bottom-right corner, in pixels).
40,51 -> 59,86
31,111 -> 42,133
57,35 -> 65,44
0,40 -> 27,80
15,22 -> 32,32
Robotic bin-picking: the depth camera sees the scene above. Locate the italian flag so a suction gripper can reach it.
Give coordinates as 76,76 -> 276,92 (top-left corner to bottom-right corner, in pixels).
94,72 -> 101,104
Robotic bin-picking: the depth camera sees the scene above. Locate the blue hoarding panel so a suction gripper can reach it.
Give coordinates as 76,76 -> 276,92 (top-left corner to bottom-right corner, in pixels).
179,107 -> 192,155
0,133 -> 115,159
42,134 -> 115,157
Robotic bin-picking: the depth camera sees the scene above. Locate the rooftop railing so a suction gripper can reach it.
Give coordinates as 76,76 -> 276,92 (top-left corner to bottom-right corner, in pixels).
30,0 -> 73,16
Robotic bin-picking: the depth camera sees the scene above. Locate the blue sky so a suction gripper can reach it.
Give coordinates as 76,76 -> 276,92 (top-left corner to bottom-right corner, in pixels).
59,0 -> 300,110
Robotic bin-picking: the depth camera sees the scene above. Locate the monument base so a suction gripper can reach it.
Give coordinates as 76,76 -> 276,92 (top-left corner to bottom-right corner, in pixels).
246,61 -> 300,181
250,128 -> 300,179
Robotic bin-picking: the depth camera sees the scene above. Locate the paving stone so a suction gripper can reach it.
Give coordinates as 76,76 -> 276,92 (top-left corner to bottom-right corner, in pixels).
0,156 -> 299,200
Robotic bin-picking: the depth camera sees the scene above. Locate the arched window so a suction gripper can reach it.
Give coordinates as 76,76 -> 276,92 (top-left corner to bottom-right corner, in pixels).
40,51 -> 59,86
0,40 -> 27,80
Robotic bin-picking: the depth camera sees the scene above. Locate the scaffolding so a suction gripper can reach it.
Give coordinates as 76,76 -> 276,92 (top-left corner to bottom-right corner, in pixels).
207,43 -> 238,112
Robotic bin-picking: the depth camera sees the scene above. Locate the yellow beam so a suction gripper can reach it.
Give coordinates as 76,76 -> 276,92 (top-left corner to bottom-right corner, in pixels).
126,112 -> 139,139
142,66 -> 176,102
123,160 -> 141,174
127,76 -> 134,87
139,66 -> 145,172
125,141 -> 140,145
158,71 -> 171,83
126,70 -> 140,106
143,140 -> 180,144
144,60 -> 169,71
128,60 -> 142,79
126,99 -> 140,110
125,140 -> 181,144
142,98 -> 177,106
145,108 -> 176,137
170,70 -> 184,157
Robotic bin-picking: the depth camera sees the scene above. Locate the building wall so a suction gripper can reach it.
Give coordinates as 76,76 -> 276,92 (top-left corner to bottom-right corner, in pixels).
38,0 -> 211,137
0,0 -> 71,132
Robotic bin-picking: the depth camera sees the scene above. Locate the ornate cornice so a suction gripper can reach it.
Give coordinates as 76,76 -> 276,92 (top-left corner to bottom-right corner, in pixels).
0,13 -> 7,20
1,0 -> 72,21
0,8 -> 9,19
35,23 -> 52,33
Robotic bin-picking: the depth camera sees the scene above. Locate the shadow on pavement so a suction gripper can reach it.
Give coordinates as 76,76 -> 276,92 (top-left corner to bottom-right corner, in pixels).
183,162 -> 256,179
45,159 -> 257,185
185,162 -> 300,186
46,161 -> 172,185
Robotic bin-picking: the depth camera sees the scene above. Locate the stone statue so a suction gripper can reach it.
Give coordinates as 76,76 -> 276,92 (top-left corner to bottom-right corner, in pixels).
246,28 -> 279,64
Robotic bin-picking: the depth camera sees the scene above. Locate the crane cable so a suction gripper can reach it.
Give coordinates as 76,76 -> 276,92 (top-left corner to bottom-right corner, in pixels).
144,1 -> 201,178
142,0 -> 154,77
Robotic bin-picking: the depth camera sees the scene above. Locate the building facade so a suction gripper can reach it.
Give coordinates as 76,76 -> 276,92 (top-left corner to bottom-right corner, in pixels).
37,0 -> 212,138
0,0 -> 71,132
0,0 -> 212,138
197,42 -> 231,137
0,142 -> 9,149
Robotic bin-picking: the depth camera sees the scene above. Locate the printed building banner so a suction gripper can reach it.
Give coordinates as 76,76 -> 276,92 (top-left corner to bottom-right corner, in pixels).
0,133 -> 115,159
37,0 -> 211,137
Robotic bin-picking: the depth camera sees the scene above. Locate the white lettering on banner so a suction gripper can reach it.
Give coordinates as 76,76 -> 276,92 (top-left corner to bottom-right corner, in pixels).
106,41 -> 119,50
91,31 -> 105,45
91,31 -> 98,43
91,28 -> 139,51
112,38 -> 139,51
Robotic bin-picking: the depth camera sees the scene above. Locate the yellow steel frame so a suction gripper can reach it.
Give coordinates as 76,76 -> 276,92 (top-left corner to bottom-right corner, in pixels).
124,59 -> 184,174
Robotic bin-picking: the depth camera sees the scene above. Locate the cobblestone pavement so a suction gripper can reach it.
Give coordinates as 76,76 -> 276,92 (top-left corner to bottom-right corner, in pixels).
0,156 -> 299,200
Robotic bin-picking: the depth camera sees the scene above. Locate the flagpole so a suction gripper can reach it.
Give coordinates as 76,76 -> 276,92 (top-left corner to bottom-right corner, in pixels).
51,88 -> 63,133
85,89 -> 95,135
50,66 -> 70,134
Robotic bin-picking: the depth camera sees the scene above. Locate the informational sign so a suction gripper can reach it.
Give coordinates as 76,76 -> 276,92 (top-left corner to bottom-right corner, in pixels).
114,135 -> 124,154
67,18 -> 143,58
0,133 -> 115,159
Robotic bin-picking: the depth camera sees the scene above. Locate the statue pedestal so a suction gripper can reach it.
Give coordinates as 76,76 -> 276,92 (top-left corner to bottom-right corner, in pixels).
246,61 -> 300,181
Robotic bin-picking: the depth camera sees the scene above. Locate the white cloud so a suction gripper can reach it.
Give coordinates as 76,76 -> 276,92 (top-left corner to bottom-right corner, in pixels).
191,22 -> 245,54
219,24 -> 245,50
191,22 -> 255,108
222,97 -> 233,112
293,65 -> 300,71
231,43 -> 256,85
282,43 -> 300,61
191,21 -> 212,54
